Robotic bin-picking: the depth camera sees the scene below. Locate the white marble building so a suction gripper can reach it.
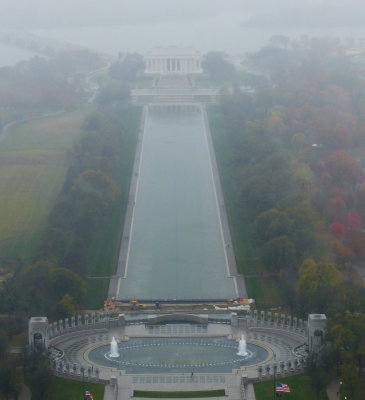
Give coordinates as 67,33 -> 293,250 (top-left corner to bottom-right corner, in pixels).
145,46 -> 203,75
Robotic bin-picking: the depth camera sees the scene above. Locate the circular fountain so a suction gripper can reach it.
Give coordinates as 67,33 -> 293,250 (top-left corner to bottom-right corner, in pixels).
237,334 -> 248,357
87,337 -> 269,373
109,337 -> 120,358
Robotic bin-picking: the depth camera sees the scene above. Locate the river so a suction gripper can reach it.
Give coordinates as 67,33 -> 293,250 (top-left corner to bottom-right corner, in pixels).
3,11 -> 365,67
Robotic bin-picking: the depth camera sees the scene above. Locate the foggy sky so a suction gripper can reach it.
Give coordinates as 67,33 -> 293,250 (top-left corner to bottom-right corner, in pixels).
1,0 -> 365,29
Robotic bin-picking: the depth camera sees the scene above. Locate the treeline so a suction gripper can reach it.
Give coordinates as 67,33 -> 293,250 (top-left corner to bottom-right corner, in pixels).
0,55 -> 142,399
211,38 -> 365,398
1,82 -> 140,323
0,54 -> 144,321
0,50 -> 102,123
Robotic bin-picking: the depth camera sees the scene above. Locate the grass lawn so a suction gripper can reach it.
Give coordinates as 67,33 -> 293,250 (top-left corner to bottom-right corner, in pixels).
254,374 -> 317,400
0,108 -> 87,262
51,377 -> 104,400
245,276 -> 282,308
133,390 -> 226,398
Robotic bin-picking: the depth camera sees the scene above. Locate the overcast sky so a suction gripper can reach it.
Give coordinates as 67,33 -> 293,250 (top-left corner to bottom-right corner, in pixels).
1,0 -> 365,29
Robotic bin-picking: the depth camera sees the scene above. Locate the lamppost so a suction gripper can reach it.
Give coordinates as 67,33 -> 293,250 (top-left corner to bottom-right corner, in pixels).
273,353 -> 277,400
80,366 -> 85,400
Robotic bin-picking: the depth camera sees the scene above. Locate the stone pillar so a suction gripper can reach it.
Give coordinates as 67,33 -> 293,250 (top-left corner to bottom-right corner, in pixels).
231,312 -> 238,326
118,314 -> 126,326
267,312 -> 272,323
274,313 -> 279,325
78,315 -> 82,326
253,310 -> 258,321
293,317 -> 297,329
71,316 -> 76,327
49,323 -> 54,338
28,317 -> 49,353
260,311 -> 265,322
308,314 -> 327,354
281,314 -> 286,325
287,316 -> 292,327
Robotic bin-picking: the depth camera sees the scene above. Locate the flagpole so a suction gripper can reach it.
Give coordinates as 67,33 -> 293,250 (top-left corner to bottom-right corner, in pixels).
273,352 -> 276,400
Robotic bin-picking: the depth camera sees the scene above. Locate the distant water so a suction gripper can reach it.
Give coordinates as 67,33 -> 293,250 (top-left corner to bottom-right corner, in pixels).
0,43 -> 35,67
3,12 -> 365,66
34,12 -> 365,56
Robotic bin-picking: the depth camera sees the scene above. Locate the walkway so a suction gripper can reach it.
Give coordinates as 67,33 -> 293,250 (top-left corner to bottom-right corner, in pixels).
326,380 -> 340,400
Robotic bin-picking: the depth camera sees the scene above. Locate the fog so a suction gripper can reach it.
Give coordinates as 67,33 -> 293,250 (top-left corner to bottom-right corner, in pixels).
2,0 -> 365,28
2,0 -> 365,62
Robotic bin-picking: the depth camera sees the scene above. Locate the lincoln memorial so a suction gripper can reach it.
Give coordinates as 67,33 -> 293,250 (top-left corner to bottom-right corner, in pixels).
145,46 -> 203,75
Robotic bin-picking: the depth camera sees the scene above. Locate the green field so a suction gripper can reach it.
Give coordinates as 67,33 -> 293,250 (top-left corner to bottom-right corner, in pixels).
0,108 -> 87,262
51,377 -> 104,400
254,375 -> 318,400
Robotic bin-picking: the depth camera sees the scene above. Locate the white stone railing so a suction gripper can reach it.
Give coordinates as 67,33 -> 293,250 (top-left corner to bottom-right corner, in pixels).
231,310 -> 307,336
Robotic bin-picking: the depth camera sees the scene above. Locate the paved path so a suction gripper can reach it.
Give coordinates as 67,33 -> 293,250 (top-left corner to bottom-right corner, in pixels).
17,384 -> 31,400
326,380 -> 340,400
245,383 -> 256,400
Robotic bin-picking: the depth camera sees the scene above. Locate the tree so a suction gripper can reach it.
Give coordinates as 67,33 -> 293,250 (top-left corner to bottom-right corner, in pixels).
202,52 -> 236,81
254,209 -> 292,244
329,221 -> 346,240
0,361 -> 20,400
345,213 -> 362,230
16,262 -> 86,317
325,151 -> 362,188
298,259 -> 342,312
109,53 -> 145,82
262,236 -> 296,271
24,353 -> 53,400
0,330 -> 7,361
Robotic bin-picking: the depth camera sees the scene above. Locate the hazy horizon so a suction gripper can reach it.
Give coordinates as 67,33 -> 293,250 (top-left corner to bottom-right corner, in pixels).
2,0 -> 365,29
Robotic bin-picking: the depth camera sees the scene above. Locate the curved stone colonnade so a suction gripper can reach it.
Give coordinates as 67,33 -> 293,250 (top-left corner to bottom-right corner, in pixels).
45,311 -> 308,391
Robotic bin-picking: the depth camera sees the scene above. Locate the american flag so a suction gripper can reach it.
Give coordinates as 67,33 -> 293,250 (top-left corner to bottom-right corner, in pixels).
276,382 -> 291,393
85,390 -> 94,400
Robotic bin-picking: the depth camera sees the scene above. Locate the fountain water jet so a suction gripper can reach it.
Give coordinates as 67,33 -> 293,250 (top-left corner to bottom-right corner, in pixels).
110,337 -> 120,358
237,334 -> 248,357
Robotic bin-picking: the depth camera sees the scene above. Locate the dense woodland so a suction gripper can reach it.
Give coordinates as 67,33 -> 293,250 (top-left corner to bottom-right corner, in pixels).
208,39 -> 365,398
0,50 -> 102,128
